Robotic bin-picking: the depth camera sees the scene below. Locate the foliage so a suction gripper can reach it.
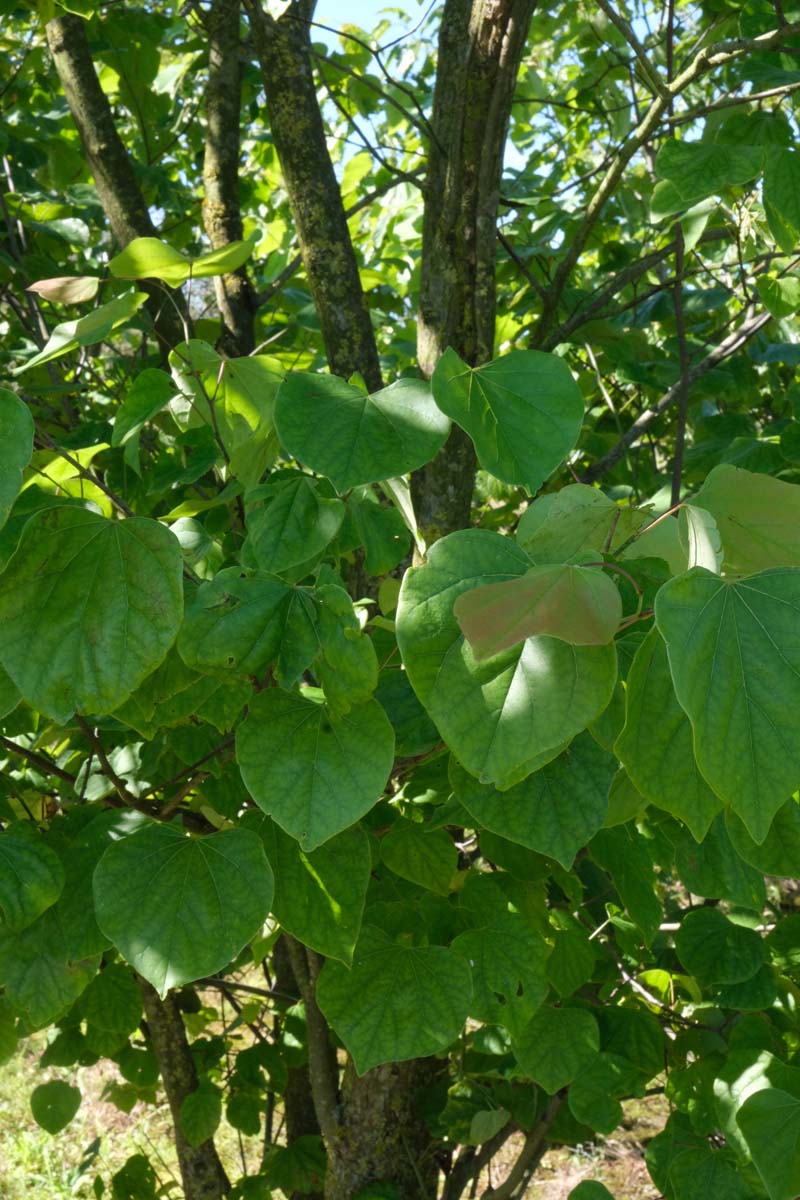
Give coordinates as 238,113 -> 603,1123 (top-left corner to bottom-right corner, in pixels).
3,2 -> 800,1199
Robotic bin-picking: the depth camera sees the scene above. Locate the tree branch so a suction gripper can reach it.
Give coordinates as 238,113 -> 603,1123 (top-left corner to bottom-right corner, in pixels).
582,305 -> 772,483
284,936 -> 341,1143
482,1095 -> 562,1200
533,18 -> 800,345
45,13 -> 186,350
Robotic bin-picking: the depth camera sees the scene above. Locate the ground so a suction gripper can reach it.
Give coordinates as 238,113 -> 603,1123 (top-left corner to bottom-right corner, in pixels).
0,1037 -> 667,1199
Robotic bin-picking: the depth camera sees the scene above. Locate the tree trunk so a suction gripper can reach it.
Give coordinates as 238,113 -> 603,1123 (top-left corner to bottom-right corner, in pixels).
244,0 -> 381,388
45,12 -> 186,351
324,1059 -> 441,1200
245,0 -> 383,390
203,0 -> 258,356
412,0 -> 538,542
137,977 -> 230,1200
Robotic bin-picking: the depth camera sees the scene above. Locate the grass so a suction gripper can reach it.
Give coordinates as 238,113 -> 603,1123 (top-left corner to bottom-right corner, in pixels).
0,1035 -> 180,1198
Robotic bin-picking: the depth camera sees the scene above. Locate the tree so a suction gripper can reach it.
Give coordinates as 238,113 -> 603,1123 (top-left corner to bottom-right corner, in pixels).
2,2 -> 800,1199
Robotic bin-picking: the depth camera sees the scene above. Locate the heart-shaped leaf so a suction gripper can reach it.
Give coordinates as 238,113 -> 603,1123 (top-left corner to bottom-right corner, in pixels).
275,373 -> 449,491
454,563 -> 622,659
656,567 -> 800,841
237,689 -> 394,850
0,508 -> 183,721
431,347 -> 584,492
93,822 -> 273,995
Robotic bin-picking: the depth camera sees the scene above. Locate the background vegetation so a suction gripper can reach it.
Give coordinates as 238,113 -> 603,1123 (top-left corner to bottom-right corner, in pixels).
3,2 -> 800,1199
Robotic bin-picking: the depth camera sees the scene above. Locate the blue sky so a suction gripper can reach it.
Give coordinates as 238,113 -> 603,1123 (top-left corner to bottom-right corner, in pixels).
313,1 -> 434,46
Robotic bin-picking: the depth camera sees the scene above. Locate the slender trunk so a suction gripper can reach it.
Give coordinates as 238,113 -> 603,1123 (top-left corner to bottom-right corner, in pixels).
45,12 -> 186,351
137,977 -> 230,1200
244,0 -> 382,389
203,0 -> 258,356
272,937 -> 326,1200
412,0 -> 537,543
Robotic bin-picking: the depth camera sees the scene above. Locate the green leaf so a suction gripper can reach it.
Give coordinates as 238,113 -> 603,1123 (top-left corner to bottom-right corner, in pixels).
111,1154 -> 157,1200
396,530 -> 617,787
615,628 -> 723,842
81,964 -> 142,1036
111,369 -> 174,447
756,275 -> 800,319
0,904 -> 99,1025
739,1089 -> 800,1200
93,822 -> 273,995
245,476 -> 344,575
764,146 -> 800,252
170,342 -> 281,487
109,234 -> 257,286
672,814 -> 765,910
274,373 -> 449,491
180,1084 -> 222,1147
678,504 -> 722,573
316,926 -> 472,1074
451,911 -> 550,1027
713,1048 -> 800,1158
226,1091 -> 261,1136
348,491 -> 410,574
453,564 -> 622,659
0,998 -> 17,1066
262,1135 -> 326,1195
652,139 -> 762,216
431,347 -> 584,492
667,1147 -> 752,1200
0,389 -> 34,530
254,816 -> 370,964
236,689 -> 395,850
590,826 -> 661,945
453,733 -> 613,869
516,484 -> 647,562
178,568 -> 310,678
381,821 -> 457,895
656,567 -> 800,841
110,238 -> 188,285
0,508 -> 183,722
693,465 -> 800,573
675,907 -> 766,987
726,799 -> 800,876
0,829 -> 65,931
113,647 -> 250,738
315,584 -> 378,715
514,1006 -> 599,1093
547,915 -> 597,998
30,1080 -> 81,1134
568,1184 -> 615,1200
569,1052 -> 642,1134
15,290 -> 148,372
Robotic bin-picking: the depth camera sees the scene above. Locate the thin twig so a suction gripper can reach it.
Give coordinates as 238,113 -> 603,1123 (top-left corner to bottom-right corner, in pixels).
0,735 -> 77,786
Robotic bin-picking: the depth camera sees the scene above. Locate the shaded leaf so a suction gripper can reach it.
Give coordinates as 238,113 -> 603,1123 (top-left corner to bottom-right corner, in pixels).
93,822 -> 273,995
